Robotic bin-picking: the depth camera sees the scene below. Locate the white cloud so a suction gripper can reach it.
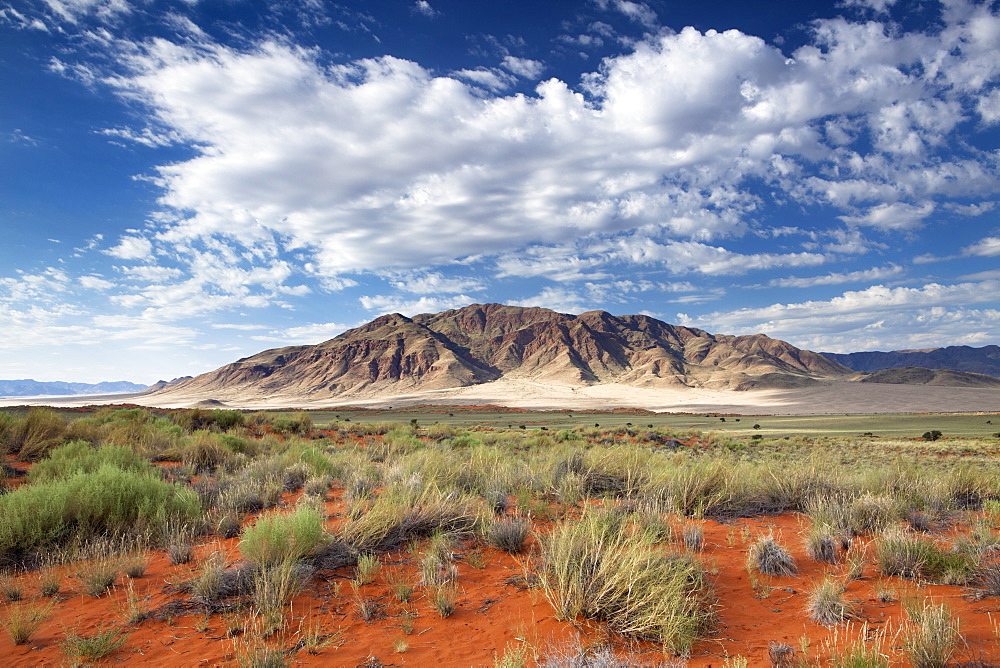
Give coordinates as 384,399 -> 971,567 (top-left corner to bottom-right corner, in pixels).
451,68 -> 514,91
412,1 -> 437,18
839,201 -> 935,231
605,238 -> 828,275
358,294 -> 476,316
766,264 -> 904,288
105,235 -> 152,260
78,275 -> 114,290
75,7 -> 997,292
389,272 -> 485,294
252,321 -> 350,344
501,56 -> 544,79
963,235 -> 1000,257
593,0 -> 658,28
693,280 -> 1000,348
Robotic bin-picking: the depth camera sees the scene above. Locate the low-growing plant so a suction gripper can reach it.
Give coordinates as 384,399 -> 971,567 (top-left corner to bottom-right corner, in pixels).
486,517 -> 531,553
253,559 -> 312,634
747,535 -> 797,576
768,642 -> 795,667
190,551 -> 228,604
904,599 -> 961,667
429,583 -> 458,618
354,552 -> 380,585
62,625 -> 130,663
233,638 -> 292,668
807,576 -> 855,626
76,555 -> 120,597
1,599 -> 55,644
682,523 -> 704,552
0,572 -> 23,602
876,529 -> 977,583
537,509 -> 712,654
805,526 -> 838,563
240,505 -> 328,566
118,580 -> 151,624
386,568 -> 414,602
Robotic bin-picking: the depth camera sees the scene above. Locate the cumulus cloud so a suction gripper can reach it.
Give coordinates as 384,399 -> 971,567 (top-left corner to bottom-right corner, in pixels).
691,280 -> 1000,350
963,235 -> 1000,257
252,321 -> 350,344
105,235 -> 152,260
358,293 -> 478,316
501,56 -> 544,79
68,4 -> 995,294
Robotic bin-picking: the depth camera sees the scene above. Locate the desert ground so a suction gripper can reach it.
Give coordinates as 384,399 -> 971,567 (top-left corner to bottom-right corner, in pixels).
3,405 -> 1000,666
4,378 -> 1000,415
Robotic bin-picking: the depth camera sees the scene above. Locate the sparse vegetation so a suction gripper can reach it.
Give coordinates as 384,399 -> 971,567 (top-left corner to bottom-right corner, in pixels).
3,406 -> 1000,664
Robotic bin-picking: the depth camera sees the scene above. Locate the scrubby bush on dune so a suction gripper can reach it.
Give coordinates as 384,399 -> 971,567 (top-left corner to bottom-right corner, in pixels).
1,408 -> 67,459
537,508 -> 712,654
28,441 -> 150,483
0,466 -> 201,562
239,505 -> 328,566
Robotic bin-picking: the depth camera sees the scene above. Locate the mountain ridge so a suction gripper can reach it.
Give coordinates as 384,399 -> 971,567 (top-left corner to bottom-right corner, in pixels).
0,379 -> 149,397
147,303 -> 853,403
822,345 -> 1000,378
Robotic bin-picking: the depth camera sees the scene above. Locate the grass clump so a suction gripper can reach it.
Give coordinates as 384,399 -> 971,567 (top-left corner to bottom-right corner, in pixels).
62,625 -> 130,663
876,530 -> 977,583
28,441 -> 150,483
903,600 -> 962,667
2,599 -> 55,644
537,509 -> 712,655
747,535 -> 797,576
239,505 -> 328,566
485,517 -> 531,553
807,576 -> 855,626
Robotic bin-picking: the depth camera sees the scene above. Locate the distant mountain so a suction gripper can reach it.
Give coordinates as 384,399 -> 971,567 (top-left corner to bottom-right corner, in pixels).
856,367 -> 1000,388
0,379 -> 149,397
147,303 -> 852,402
822,345 -> 1000,378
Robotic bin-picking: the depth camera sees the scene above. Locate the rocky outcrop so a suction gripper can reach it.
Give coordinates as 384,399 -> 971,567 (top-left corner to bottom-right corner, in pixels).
148,304 -> 856,402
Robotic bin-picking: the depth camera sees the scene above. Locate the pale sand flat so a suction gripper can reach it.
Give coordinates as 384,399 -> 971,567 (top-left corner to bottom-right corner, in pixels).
3,379 -> 999,415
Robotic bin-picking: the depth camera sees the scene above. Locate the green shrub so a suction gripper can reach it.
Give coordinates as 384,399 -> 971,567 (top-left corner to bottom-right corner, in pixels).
876,530 -> 977,583
28,441 -> 150,483
0,466 -> 201,560
239,505 -> 328,566
537,509 -> 712,654
3,408 -> 66,459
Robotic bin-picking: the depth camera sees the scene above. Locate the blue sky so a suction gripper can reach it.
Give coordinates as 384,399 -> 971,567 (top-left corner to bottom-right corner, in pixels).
1,0 -> 999,384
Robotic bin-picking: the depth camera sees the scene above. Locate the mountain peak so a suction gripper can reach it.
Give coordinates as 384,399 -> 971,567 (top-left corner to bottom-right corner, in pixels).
149,305 -> 852,403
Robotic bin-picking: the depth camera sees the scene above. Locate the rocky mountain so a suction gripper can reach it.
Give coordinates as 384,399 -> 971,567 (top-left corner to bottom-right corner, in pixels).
821,345 -> 1000,378
149,304 -> 852,402
0,379 -> 149,397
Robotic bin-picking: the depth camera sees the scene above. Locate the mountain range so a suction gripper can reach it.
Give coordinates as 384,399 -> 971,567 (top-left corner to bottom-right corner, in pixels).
148,303 -> 1000,405
0,379 -> 149,397
822,346 -> 1000,378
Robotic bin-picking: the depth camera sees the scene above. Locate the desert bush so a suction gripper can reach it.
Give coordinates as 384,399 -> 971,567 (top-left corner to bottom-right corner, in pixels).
429,583 -> 458,618
904,600 -> 961,667
354,552 -> 380,585
62,625 -> 130,663
486,517 -> 531,553
876,529 -> 977,583
270,412 -> 312,436
807,576 -> 854,626
239,505 -> 328,566
747,535 -> 797,576
682,523 -> 704,552
0,466 -> 201,561
1,600 -> 55,644
805,526 -> 839,563
3,408 -> 67,459
28,441 -> 150,483
253,559 -> 312,634
341,484 -> 481,553
537,509 -> 712,654
189,551 -> 228,604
